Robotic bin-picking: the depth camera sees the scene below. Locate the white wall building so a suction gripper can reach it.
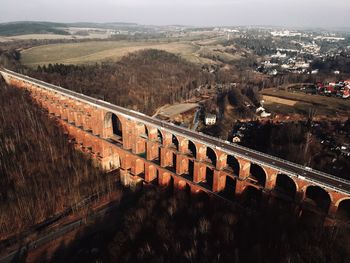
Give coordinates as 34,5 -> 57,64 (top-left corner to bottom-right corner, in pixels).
205,113 -> 217,126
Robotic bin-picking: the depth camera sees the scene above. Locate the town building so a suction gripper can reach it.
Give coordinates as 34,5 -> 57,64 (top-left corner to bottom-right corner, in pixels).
205,113 -> 217,126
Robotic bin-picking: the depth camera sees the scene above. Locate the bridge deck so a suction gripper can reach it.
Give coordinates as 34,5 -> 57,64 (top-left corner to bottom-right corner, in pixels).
2,68 -> 350,195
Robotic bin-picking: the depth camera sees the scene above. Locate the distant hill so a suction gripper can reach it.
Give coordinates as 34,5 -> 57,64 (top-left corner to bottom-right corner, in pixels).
0,21 -> 143,36
67,22 -> 139,28
0,21 -> 69,36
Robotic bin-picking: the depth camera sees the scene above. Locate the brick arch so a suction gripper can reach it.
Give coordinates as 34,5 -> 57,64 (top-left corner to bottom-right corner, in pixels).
226,154 -> 241,176
159,130 -> 173,147
187,139 -> 197,158
171,134 -> 180,151
104,112 -> 124,138
143,124 -> 149,138
336,198 -> 350,220
179,137 -> 187,147
205,146 -> 218,167
335,197 -> 350,207
304,185 -> 332,213
197,145 -> 207,160
174,135 -> 189,153
144,125 -> 159,140
249,163 -> 267,188
236,158 -> 251,179
156,129 -> 164,144
274,173 -> 298,200
300,184 -> 334,202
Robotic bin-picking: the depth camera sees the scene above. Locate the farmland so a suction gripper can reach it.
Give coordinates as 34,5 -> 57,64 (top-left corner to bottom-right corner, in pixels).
262,88 -> 350,119
20,40 -> 216,66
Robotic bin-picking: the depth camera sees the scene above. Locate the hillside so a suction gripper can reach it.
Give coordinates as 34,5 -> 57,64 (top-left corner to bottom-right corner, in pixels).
20,40 -> 204,66
29,49 -> 213,115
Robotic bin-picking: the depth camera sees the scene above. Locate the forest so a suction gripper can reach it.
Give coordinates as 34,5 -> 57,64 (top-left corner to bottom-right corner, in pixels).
0,80 -> 116,238
236,120 -> 350,179
47,186 -> 350,263
311,53 -> 350,74
29,49 -> 213,115
0,22 -> 69,36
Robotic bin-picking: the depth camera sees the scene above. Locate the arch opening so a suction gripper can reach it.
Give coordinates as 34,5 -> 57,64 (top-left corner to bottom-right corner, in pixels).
144,125 -> 149,138
206,147 -> 217,167
157,129 -> 163,144
337,199 -> 350,221
172,152 -> 177,171
111,113 -> 123,137
188,140 -> 197,158
203,167 -> 214,190
154,146 -> 161,164
226,155 -> 240,176
275,174 -> 296,201
221,176 -> 236,200
188,160 -> 194,181
305,185 -> 331,214
172,135 -> 179,151
249,164 -> 266,187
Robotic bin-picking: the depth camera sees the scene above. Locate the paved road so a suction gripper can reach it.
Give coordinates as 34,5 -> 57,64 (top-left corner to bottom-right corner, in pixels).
2,68 -> 350,195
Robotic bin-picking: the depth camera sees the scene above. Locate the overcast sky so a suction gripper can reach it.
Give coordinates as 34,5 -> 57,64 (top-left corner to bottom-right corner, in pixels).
1,0 -> 349,28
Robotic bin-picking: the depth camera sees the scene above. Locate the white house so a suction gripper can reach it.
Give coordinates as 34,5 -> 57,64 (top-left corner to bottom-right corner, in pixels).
256,107 -> 271,118
205,113 -> 217,126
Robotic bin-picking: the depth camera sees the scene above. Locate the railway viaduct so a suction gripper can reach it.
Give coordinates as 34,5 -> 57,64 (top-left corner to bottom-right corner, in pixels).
1,68 -> 350,223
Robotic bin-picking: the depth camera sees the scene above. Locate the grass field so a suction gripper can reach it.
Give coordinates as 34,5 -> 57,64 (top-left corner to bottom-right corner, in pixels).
263,95 -> 300,106
20,40 -> 217,67
262,88 -> 350,117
